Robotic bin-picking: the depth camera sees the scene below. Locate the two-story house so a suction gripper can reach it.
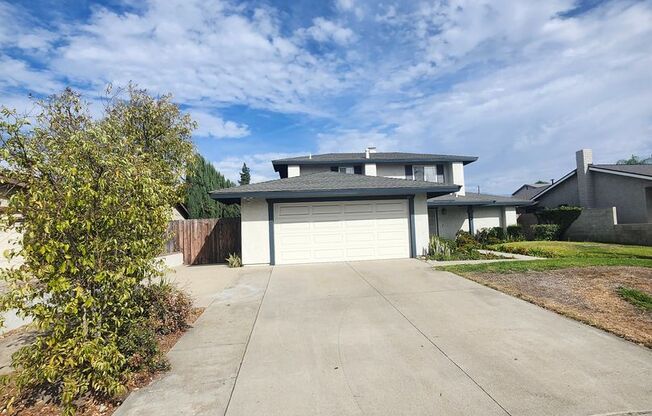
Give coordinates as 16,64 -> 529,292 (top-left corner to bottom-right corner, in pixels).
211,148 -> 531,265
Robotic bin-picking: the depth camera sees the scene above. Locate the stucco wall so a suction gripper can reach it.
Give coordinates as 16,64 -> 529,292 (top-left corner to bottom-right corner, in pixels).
504,206 -> 517,226
451,162 -> 465,195
376,164 -> 407,179
592,172 -> 651,223
241,198 -> 270,265
473,206 -> 503,231
430,206 -> 469,239
413,194 -> 430,256
536,174 -> 580,208
428,205 -> 517,239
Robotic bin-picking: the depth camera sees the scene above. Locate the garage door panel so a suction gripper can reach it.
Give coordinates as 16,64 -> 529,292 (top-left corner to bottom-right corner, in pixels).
277,222 -> 311,233
343,204 -> 374,214
313,233 -> 344,244
311,204 -> 342,215
375,201 -> 407,213
274,200 -> 410,265
278,205 -> 311,216
280,234 -> 313,246
346,231 -> 376,242
311,220 -> 342,231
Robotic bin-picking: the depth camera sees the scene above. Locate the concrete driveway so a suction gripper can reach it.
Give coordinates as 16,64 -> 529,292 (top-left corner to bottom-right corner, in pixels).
117,259 -> 652,416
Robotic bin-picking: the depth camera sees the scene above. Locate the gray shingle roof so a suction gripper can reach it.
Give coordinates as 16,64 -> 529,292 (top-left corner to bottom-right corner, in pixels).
210,172 -> 460,202
591,164 -> 652,177
513,184 -> 551,199
428,192 -> 534,207
272,152 -> 478,166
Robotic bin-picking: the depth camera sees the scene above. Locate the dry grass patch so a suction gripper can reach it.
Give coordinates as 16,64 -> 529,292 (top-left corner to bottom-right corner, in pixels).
462,266 -> 652,347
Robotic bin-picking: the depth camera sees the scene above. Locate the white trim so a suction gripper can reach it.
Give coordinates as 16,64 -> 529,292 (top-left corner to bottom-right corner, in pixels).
532,170 -> 576,200
589,166 -> 652,181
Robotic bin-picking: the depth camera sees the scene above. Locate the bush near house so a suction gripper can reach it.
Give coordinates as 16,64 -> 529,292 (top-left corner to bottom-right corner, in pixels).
427,233 -> 499,261
0,86 -> 196,414
535,206 -> 582,235
531,224 -> 561,241
506,225 -> 524,241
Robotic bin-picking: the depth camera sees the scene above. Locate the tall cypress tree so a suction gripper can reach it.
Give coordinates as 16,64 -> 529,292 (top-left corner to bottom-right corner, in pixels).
184,154 -> 239,218
239,162 -> 251,185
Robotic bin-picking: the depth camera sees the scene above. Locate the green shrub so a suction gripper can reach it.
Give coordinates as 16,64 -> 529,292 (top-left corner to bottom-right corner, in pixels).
428,235 -> 455,260
141,280 -> 193,336
476,227 -> 505,245
455,230 -> 479,249
506,225 -> 524,241
120,321 -> 169,372
226,253 -> 242,268
532,224 -> 561,241
0,86 -> 195,414
536,206 -> 582,234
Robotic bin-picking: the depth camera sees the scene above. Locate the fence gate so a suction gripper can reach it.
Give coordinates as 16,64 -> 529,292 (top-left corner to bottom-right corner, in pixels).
166,218 -> 241,265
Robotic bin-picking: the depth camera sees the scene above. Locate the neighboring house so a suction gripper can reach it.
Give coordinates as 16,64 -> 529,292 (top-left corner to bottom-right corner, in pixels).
512,182 -> 551,200
210,148 -> 531,265
532,149 -> 652,224
171,203 -> 190,220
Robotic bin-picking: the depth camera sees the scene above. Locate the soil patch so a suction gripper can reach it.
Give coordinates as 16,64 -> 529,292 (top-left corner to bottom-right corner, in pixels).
463,266 -> 652,347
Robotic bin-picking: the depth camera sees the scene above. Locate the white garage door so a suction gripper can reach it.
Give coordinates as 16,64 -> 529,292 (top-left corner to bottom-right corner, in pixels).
274,200 -> 411,265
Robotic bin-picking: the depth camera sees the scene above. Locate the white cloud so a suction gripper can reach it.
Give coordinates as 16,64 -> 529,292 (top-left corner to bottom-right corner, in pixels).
191,110 -> 250,139
1,0 -> 650,195
316,130 -> 397,154
213,152 -> 304,183
339,0 -> 652,194
300,17 -> 356,45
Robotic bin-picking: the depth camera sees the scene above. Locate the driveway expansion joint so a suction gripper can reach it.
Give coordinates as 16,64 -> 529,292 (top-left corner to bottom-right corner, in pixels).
345,261 -> 513,416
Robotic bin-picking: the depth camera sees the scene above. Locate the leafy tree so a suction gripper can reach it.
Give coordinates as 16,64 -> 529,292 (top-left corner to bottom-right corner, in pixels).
616,154 -> 652,165
0,86 -> 195,414
184,154 -> 239,218
239,162 -> 251,185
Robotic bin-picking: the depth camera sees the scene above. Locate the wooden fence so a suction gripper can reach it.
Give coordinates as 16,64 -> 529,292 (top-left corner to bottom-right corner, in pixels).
165,218 -> 241,265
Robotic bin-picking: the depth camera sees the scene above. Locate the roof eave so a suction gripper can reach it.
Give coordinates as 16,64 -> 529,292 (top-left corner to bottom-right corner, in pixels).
271,157 -> 478,167
211,185 -> 460,204
428,199 -> 535,207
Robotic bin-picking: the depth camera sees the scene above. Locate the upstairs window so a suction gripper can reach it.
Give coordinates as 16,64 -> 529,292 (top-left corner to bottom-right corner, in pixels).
338,166 -> 354,174
413,164 -> 445,183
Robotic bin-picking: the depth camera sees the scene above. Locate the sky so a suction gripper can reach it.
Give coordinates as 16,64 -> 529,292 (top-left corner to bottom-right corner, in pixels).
1,0 -> 651,194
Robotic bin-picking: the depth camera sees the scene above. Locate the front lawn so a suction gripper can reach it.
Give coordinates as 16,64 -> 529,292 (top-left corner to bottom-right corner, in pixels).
491,241 -> 652,259
438,241 -> 652,274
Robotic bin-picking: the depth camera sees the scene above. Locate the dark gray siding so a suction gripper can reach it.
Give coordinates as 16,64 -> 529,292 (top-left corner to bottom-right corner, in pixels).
536,174 -> 580,208
592,172 -> 651,223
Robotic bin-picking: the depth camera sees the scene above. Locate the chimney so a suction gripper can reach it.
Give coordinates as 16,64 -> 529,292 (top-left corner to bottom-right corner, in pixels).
365,146 -> 376,159
576,149 -> 594,207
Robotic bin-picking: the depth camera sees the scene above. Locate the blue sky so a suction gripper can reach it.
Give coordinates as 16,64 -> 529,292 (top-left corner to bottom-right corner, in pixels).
1,0 -> 651,193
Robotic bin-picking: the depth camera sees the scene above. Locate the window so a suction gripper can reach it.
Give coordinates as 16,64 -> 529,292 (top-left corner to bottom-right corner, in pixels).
413,164 -> 445,183
338,166 -> 354,174
405,165 -> 413,179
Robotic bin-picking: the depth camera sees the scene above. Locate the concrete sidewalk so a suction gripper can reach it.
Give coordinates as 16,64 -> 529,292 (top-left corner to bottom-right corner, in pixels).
117,259 -> 652,416
114,265 -> 272,416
